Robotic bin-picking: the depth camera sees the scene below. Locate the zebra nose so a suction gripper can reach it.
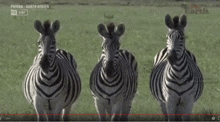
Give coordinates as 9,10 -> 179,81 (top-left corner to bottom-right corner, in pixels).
168,49 -> 176,57
104,60 -> 115,77
167,49 -> 177,64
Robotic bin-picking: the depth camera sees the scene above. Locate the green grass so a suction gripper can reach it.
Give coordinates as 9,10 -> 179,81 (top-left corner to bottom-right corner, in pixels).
0,3 -> 220,121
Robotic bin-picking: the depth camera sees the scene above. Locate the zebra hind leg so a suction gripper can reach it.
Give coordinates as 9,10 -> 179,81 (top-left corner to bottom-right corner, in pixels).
160,102 -> 168,121
95,98 -> 107,121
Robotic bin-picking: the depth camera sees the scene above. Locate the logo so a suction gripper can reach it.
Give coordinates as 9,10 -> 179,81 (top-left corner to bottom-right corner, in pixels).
11,10 -> 17,16
11,9 -> 28,16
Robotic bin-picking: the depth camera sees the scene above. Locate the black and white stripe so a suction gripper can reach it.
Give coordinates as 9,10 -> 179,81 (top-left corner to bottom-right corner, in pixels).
23,20 -> 81,121
90,23 -> 138,121
150,14 -> 203,121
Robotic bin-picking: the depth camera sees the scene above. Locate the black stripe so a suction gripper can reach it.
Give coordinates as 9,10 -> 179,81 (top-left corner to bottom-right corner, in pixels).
165,81 -> 195,96
35,75 -> 64,98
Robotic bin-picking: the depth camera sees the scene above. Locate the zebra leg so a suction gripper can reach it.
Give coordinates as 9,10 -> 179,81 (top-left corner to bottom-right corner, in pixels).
62,104 -> 72,121
46,110 -> 54,121
177,96 -> 194,121
106,104 -> 112,119
166,96 -> 178,121
111,102 -> 123,121
120,100 -> 133,121
95,98 -> 107,121
33,96 -> 47,121
160,102 -> 168,121
47,110 -> 62,121
46,99 -> 64,121
53,103 -> 64,121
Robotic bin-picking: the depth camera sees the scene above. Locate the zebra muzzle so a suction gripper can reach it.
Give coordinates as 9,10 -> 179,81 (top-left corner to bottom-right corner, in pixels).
104,61 -> 115,77
39,54 -> 50,73
167,50 -> 177,65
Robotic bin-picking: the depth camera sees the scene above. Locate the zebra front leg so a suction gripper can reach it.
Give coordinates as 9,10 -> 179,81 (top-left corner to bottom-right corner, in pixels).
160,102 -> 168,121
46,99 -> 64,121
95,98 -> 107,121
120,100 -> 133,121
62,104 -> 72,121
176,96 -> 194,121
111,102 -> 123,121
45,109 -> 62,121
166,96 -> 178,121
33,96 -> 47,121
34,106 -> 46,121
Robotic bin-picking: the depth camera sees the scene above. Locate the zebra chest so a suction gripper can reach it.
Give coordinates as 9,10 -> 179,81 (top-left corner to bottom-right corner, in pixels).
33,69 -> 68,99
163,67 -> 194,97
96,71 -> 127,99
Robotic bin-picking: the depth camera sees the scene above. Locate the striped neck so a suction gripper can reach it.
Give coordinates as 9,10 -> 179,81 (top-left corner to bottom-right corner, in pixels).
101,67 -> 120,82
39,53 -> 57,74
101,55 -> 120,78
38,58 -> 61,86
167,52 -> 191,80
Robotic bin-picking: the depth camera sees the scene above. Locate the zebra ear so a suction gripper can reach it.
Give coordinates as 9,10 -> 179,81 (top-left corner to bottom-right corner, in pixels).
165,14 -> 174,29
34,20 -> 44,34
115,24 -> 125,37
98,23 -> 108,37
179,14 -> 187,28
52,20 -> 60,33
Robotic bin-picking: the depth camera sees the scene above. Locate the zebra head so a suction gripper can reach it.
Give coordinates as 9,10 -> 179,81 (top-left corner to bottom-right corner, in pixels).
98,22 -> 125,77
165,14 -> 187,65
34,20 -> 60,72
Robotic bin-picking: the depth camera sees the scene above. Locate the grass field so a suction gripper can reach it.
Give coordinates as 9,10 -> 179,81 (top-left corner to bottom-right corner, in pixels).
1,1 -> 220,121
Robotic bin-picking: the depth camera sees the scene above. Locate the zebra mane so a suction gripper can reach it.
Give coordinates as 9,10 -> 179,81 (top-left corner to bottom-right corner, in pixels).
107,22 -> 115,34
173,16 -> 179,29
43,20 -> 51,35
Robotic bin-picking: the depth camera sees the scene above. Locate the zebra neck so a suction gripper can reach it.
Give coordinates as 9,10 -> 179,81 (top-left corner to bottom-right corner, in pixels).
102,58 -> 119,78
39,58 -> 60,81
39,54 -> 56,74
167,55 -> 191,79
101,67 -> 120,81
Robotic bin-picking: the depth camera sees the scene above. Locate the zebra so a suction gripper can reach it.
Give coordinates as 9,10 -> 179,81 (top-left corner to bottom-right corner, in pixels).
23,20 -> 81,121
150,14 -> 203,121
90,23 -> 138,121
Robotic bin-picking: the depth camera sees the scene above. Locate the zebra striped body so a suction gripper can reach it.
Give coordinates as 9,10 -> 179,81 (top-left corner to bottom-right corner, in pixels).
90,49 -> 138,101
90,23 -> 138,121
150,14 -> 203,121
24,49 -> 81,106
23,20 -> 81,121
150,48 -> 203,102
